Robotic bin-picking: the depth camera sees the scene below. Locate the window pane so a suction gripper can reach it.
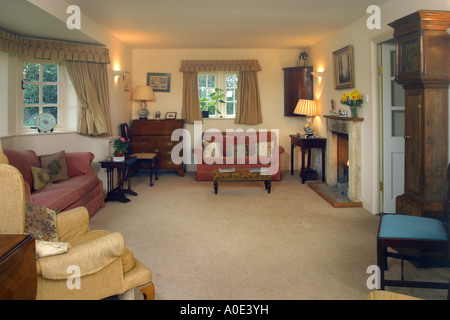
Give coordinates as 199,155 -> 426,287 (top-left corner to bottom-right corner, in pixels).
43,106 -> 58,124
226,74 -> 238,87
23,63 -> 40,82
43,85 -> 58,104
391,80 -> 404,107
226,102 -> 235,115
392,110 -> 405,137
43,64 -> 58,82
23,107 -> 39,127
207,75 -> 215,88
226,89 -> 236,101
198,75 -> 206,88
23,84 -> 40,104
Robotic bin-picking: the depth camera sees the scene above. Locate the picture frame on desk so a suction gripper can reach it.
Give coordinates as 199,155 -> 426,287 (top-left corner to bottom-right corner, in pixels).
165,112 -> 177,119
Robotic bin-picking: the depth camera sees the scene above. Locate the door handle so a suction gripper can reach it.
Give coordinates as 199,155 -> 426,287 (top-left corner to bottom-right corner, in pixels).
404,136 -> 411,139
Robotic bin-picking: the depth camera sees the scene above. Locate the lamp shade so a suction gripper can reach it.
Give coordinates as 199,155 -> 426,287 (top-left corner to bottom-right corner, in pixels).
133,85 -> 155,101
293,99 -> 317,116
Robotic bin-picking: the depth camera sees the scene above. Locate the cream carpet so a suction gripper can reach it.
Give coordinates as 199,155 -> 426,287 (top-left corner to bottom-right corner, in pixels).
89,171 -> 450,300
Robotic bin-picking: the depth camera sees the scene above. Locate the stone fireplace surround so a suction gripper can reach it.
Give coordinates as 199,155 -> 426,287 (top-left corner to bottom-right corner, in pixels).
324,116 -> 363,202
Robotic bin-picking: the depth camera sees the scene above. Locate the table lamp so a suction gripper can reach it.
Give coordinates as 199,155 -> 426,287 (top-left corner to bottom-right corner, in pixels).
294,99 -> 317,136
133,85 -> 155,119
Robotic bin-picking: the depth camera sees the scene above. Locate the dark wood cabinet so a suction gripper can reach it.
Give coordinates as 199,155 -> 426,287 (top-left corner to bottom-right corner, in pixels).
283,66 -> 313,116
389,11 -> 450,219
0,234 -> 37,300
130,119 -> 185,176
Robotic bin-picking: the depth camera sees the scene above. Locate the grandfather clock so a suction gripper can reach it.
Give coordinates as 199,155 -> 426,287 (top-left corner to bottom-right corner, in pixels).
389,11 -> 450,219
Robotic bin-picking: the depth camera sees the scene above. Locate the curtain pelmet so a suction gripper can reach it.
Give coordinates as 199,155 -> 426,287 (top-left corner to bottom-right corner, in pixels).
180,60 -> 261,72
0,29 -> 110,63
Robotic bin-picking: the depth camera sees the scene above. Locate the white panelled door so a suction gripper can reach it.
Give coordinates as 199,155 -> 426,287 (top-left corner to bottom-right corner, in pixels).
382,43 -> 405,214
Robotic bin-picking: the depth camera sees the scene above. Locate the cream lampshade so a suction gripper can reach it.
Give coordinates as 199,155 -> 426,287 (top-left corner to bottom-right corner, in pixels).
133,85 -> 155,119
294,99 -> 318,136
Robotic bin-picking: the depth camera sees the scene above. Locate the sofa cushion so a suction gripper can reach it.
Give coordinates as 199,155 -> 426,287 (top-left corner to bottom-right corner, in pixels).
40,150 -> 70,182
3,149 -> 40,188
31,166 -> 53,191
202,140 -> 222,158
32,175 -> 100,212
253,141 -> 275,156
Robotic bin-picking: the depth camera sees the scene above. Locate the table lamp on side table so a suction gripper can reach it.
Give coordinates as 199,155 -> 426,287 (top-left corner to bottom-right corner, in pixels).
294,99 -> 317,137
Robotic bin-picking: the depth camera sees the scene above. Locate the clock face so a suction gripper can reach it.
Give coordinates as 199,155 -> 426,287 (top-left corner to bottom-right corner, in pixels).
35,113 -> 57,132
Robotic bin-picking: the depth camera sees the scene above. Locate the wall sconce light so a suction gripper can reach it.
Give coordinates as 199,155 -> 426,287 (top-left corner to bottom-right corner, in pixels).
311,71 -> 324,80
113,70 -> 123,79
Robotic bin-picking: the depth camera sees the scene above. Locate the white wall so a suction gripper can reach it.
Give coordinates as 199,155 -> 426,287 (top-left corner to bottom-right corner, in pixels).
309,0 -> 450,214
132,48 -> 312,172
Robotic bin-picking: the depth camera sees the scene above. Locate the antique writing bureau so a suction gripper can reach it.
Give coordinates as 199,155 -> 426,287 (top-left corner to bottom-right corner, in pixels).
129,119 -> 185,177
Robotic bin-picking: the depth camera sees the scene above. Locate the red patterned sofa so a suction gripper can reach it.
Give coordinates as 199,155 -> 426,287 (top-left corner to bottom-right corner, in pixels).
193,131 -> 284,181
3,149 -> 104,217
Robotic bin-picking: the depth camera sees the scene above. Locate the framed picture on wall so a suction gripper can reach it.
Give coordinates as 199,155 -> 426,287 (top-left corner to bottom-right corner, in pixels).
147,73 -> 171,92
123,72 -> 131,91
332,45 -> 355,89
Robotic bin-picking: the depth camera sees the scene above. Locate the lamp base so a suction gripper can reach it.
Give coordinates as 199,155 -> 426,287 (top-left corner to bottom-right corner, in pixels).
303,123 -> 315,137
139,101 -> 149,120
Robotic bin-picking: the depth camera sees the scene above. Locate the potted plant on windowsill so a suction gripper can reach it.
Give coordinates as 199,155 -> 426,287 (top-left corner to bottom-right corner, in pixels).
200,88 -> 226,118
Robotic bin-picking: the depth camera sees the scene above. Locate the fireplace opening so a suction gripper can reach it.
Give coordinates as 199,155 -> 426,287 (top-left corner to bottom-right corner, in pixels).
336,133 -> 349,196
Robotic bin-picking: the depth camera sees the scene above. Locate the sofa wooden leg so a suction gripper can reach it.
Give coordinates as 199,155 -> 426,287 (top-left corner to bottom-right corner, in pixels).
139,282 -> 155,300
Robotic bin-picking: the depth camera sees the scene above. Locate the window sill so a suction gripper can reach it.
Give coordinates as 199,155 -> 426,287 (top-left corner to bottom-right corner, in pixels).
202,117 -> 236,120
4,130 -> 78,138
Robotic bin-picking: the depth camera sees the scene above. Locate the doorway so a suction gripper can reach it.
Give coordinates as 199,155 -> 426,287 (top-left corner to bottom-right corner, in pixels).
379,40 -> 405,214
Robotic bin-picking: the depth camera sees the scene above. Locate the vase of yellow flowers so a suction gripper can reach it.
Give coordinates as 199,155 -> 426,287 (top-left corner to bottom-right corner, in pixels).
340,89 -> 363,118
110,136 -> 129,161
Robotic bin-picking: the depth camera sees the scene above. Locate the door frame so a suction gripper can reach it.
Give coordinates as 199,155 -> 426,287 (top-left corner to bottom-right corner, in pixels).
369,30 -> 394,215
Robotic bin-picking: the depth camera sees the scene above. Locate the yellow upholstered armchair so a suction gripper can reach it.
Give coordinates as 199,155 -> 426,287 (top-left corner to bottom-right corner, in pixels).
0,153 -> 155,300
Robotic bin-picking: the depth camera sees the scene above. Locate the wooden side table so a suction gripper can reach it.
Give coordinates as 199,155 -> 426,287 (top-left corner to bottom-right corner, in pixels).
290,135 -> 326,184
0,234 -> 37,300
100,157 -> 138,203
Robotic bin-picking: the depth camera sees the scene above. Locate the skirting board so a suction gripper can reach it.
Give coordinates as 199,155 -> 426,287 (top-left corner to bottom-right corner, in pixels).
308,181 -> 362,208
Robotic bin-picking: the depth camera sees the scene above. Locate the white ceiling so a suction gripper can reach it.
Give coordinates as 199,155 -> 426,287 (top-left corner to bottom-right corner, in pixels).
1,0 -> 391,49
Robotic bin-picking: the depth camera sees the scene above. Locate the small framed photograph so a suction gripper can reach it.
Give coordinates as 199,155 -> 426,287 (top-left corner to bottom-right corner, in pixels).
332,45 -> 355,89
147,73 -> 171,92
165,112 -> 177,119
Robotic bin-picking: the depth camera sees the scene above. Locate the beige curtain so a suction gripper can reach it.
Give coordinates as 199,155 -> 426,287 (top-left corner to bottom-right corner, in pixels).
181,71 -> 203,124
66,61 -> 112,136
235,71 -> 262,125
0,29 -> 110,63
180,60 -> 262,125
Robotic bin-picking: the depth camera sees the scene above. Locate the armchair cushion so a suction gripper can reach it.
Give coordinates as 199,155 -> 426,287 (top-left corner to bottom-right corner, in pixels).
38,232 -> 125,280
56,207 -> 89,242
25,202 -> 58,242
